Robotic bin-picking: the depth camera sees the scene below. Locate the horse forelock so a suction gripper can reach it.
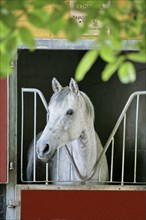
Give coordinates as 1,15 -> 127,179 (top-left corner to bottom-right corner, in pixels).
49,87 -> 94,120
50,87 -> 71,105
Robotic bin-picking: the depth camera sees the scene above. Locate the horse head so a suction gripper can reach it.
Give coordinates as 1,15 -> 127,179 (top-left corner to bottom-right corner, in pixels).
36,78 -> 86,162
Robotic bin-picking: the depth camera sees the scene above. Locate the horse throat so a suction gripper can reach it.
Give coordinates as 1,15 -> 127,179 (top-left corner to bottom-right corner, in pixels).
71,125 -> 97,178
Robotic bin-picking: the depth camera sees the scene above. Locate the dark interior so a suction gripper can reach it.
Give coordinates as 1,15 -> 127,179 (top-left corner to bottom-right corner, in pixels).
17,49 -> 146,184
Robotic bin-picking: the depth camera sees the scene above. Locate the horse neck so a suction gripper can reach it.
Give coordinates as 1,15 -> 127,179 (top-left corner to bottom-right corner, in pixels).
72,120 -> 97,178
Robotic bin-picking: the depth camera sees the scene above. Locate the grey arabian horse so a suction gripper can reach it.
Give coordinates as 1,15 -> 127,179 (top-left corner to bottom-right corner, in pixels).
27,78 -> 109,183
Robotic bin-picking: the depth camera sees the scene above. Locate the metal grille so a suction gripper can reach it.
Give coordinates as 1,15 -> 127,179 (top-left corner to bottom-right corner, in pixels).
21,89 -> 146,185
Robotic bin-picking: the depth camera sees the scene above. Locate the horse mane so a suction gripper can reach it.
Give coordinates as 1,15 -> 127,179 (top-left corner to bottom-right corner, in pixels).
80,91 -> 95,121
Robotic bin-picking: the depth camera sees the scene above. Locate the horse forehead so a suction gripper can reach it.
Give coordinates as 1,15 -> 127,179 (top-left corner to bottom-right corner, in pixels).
49,90 -> 78,110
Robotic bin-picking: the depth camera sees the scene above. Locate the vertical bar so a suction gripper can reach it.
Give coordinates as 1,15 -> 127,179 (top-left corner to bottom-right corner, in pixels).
110,138 -> 114,182
21,89 -> 24,181
45,163 -> 49,184
46,111 -> 49,184
56,148 -> 60,181
46,112 -> 49,122
121,114 -> 126,185
69,145 -> 72,182
99,165 -> 101,182
134,95 -> 139,183
33,92 -> 37,181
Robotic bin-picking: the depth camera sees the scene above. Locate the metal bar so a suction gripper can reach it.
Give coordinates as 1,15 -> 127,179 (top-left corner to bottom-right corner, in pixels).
65,92 -> 146,182
110,138 -> 114,182
45,163 -> 49,184
95,91 -> 146,172
98,165 -> 101,182
65,145 -> 86,181
46,112 -> 49,122
134,95 -> 139,183
121,114 -> 126,185
22,88 -> 48,112
45,111 -> 49,184
69,145 -> 73,181
21,88 -> 49,183
19,39 -> 141,51
21,89 -> 146,183
20,90 -> 24,181
6,61 -> 17,220
56,148 -> 60,181
33,92 -> 37,181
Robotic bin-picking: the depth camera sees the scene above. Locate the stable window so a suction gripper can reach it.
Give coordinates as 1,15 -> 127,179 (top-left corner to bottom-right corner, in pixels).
5,39 -> 146,220
17,47 -> 146,185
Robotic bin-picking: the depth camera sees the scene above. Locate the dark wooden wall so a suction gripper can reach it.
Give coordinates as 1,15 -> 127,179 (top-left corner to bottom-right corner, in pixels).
17,49 -> 146,183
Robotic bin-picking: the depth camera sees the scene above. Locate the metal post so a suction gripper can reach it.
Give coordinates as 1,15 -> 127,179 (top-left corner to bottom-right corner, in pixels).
69,145 -> 73,182
134,95 -> 139,183
56,148 -> 60,181
33,92 -> 37,181
45,112 -> 49,184
20,90 -> 24,181
110,138 -> 114,182
45,163 -> 49,184
121,114 -> 126,185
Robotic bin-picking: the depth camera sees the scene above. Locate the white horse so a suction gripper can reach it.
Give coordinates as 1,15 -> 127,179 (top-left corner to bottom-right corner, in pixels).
27,78 -> 109,184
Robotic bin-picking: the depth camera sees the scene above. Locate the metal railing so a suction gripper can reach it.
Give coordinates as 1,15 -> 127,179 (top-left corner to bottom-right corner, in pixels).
101,91 -> 146,184
21,89 -> 146,185
21,88 -> 49,183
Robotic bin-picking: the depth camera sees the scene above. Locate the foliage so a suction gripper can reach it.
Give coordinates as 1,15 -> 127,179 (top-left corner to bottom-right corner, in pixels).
0,0 -> 146,83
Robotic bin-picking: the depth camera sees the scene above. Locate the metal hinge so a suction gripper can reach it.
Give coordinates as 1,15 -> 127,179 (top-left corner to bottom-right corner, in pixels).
9,162 -> 14,170
8,200 -> 20,208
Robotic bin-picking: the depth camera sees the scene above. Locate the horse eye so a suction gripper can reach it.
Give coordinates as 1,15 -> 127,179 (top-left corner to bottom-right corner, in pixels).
66,109 -> 74,116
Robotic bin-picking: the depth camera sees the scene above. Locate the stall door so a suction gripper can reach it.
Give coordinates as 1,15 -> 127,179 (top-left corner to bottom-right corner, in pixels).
21,190 -> 146,220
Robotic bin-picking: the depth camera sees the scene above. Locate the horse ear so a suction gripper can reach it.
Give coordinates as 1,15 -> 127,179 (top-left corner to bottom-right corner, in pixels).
52,78 -> 62,93
69,78 -> 79,94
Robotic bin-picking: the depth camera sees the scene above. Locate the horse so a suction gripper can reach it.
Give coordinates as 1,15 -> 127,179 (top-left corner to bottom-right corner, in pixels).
27,78 -> 109,184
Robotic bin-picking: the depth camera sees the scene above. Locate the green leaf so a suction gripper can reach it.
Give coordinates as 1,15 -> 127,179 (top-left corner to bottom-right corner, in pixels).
100,45 -> 116,63
109,35 -> 122,50
118,62 -> 136,84
6,0 -> 29,10
27,9 -> 49,28
48,18 -> 65,34
65,18 -> 82,41
5,32 -> 20,53
0,52 -> 12,76
127,51 -> 146,63
0,10 -> 16,28
102,56 -> 125,81
31,1 -> 50,8
75,50 -> 99,81
0,21 -> 10,39
0,43 -> 5,54
47,8 -> 66,34
19,27 -> 35,50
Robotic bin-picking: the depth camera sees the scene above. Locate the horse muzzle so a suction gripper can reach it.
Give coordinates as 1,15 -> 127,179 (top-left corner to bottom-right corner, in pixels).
36,142 -> 57,163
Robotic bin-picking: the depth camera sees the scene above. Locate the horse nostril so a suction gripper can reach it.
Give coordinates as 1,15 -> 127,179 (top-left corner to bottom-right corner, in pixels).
42,144 -> 50,155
